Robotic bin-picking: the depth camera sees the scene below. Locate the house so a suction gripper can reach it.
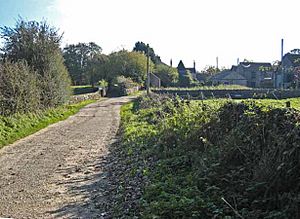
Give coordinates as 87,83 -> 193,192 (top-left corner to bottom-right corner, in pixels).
277,53 -> 300,88
177,60 -> 197,79
212,62 -> 274,88
212,70 -> 247,86
149,73 -> 161,88
282,53 -> 300,68
235,62 -> 274,88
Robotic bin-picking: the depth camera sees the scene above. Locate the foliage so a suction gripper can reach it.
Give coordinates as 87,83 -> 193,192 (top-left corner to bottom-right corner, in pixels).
133,41 -> 161,64
200,65 -> 222,77
152,84 -> 252,91
64,44 -> 154,88
106,50 -> 154,84
109,76 -> 139,96
0,19 -> 71,109
87,53 -> 108,86
1,19 -> 61,69
119,94 -> 300,218
0,99 -> 95,148
71,85 -> 98,95
98,79 -> 108,89
63,42 -> 103,85
155,64 -> 179,87
178,70 -> 198,87
0,61 -> 40,115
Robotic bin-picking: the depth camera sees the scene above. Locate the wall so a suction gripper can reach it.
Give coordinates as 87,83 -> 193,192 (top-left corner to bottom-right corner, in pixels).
69,91 -> 101,104
153,89 -> 300,99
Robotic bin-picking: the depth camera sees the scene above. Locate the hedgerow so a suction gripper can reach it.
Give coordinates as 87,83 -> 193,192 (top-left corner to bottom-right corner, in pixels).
118,94 -> 300,218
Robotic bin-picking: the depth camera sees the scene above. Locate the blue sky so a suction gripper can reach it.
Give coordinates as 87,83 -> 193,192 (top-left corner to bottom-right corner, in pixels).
1,0 -> 300,70
0,0 -> 59,27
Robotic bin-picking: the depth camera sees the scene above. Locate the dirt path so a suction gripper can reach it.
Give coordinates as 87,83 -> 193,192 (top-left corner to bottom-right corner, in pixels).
0,96 -> 135,219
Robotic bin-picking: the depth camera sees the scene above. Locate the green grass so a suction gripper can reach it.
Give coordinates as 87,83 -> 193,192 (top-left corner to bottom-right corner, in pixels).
0,99 -> 96,148
118,95 -> 300,218
153,84 -> 252,91
71,85 -> 98,95
196,97 -> 300,111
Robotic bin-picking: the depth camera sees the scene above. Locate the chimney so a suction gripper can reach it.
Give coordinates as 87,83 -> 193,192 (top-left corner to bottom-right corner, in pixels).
216,57 -> 219,70
237,58 -> 240,65
193,60 -> 196,70
170,59 -> 173,67
281,38 -> 284,61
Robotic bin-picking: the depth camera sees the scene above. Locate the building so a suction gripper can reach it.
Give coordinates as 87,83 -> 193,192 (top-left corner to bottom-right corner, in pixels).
212,70 -> 247,86
177,60 -> 197,79
212,62 -> 274,88
277,53 -> 300,88
234,62 -> 274,88
149,73 -> 161,88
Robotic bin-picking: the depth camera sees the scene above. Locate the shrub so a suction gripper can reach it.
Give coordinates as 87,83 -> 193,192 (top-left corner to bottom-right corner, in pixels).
155,64 -> 179,87
0,61 -> 40,115
109,76 -> 138,96
1,19 -> 71,109
119,95 -> 300,218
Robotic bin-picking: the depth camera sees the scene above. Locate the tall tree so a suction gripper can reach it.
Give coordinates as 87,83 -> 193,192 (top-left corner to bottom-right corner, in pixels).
133,41 -> 161,64
1,19 -> 71,107
63,42 -> 102,85
86,53 -> 108,86
103,50 -> 154,84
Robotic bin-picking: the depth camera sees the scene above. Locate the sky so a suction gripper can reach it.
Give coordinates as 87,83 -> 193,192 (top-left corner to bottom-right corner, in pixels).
0,0 -> 300,70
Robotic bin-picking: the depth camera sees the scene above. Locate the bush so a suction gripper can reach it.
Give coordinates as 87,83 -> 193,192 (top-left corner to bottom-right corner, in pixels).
178,70 -> 198,87
119,95 -> 300,218
38,51 -> 71,107
1,19 -> 71,110
109,76 -> 138,96
0,61 -> 40,115
155,64 -> 178,87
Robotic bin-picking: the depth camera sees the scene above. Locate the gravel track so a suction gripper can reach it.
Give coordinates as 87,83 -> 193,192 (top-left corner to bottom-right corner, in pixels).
0,96 -> 134,219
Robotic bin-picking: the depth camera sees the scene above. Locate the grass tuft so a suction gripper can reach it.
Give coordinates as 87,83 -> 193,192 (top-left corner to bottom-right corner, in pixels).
0,99 -> 96,148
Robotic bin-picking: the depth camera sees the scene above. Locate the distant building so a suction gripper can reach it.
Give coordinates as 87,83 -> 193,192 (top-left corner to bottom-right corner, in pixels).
212,62 -> 274,88
282,53 -> 300,68
277,53 -> 300,88
235,62 -> 274,88
212,70 -> 247,86
177,60 -> 197,80
149,73 -> 161,88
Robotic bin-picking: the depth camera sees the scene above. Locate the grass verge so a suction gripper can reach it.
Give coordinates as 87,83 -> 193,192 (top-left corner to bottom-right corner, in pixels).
0,99 -> 96,149
117,94 -> 300,218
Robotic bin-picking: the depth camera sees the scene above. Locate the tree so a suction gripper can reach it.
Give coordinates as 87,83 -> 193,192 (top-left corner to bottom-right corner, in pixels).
133,41 -> 161,64
155,64 -> 178,87
86,53 -> 108,86
290,49 -> 300,55
200,65 -> 221,77
178,70 -> 196,87
0,19 -> 71,107
105,50 -> 154,84
63,42 -> 102,85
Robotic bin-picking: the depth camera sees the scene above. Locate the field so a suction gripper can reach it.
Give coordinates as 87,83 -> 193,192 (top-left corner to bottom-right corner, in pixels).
115,94 -> 300,218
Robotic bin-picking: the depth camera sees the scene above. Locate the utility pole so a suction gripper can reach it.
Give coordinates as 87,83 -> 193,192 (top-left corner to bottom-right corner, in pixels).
281,39 -> 284,90
146,44 -> 150,95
